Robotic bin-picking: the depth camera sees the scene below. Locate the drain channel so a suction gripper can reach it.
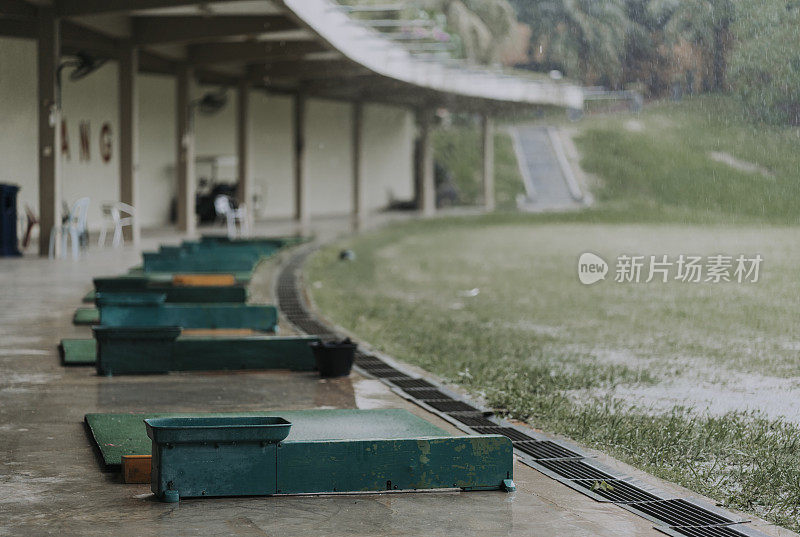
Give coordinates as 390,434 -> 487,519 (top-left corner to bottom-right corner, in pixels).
276,248 -> 764,537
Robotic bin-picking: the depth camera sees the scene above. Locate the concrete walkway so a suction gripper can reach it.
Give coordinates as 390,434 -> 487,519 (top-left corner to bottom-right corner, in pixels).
511,126 -> 585,211
0,219 -> 788,536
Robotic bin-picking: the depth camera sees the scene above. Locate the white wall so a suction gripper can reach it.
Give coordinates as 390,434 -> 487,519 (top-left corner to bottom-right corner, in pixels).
363,104 -> 414,207
0,38 -> 38,216
0,36 -> 415,236
137,74 -> 176,227
250,92 -> 294,219
305,99 -> 354,216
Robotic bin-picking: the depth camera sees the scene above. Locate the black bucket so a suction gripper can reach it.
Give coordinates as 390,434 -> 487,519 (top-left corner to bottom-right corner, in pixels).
310,338 -> 356,378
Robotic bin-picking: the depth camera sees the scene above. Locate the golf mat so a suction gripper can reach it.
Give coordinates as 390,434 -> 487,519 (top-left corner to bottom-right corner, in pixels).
85,409 -> 449,469
82,289 -> 96,303
73,307 -> 100,325
59,338 -> 96,365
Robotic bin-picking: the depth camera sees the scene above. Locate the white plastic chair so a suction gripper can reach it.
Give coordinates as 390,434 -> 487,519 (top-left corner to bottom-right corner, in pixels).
214,194 -> 249,239
98,202 -> 135,248
49,197 -> 90,259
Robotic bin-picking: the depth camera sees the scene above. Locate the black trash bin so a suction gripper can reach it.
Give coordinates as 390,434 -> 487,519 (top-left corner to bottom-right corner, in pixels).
310,338 -> 356,378
0,184 -> 21,257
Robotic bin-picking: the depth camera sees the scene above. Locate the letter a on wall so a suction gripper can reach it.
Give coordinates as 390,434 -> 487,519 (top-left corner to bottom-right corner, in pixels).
79,121 -> 91,162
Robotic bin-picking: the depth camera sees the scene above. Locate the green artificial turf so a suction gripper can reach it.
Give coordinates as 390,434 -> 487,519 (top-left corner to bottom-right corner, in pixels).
72,307 -> 100,325
59,338 -> 95,365
85,409 -> 448,468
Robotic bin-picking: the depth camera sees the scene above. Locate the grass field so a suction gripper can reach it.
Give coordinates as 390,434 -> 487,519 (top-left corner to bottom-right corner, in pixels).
309,96 -> 800,530
308,217 -> 800,530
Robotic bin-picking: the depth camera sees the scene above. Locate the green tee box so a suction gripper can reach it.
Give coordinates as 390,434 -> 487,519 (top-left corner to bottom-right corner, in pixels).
92,326 -> 318,376
85,409 -> 514,501
59,338 -> 96,365
73,307 -> 100,325
142,251 -> 263,273
176,241 -> 282,258
94,277 -> 248,303
95,293 -> 277,331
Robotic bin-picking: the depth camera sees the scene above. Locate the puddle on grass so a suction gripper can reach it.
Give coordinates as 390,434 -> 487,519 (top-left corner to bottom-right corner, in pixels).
570,367 -> 800,425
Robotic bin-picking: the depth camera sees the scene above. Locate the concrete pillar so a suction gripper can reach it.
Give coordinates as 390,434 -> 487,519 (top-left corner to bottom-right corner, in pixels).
37,8 -> 60,256
236,80 -> 253,232
417,109 -> 435,217
293,93 -> 308,233
119,43 -> 140,244
175,65 -> 195,235
351,102 -> 364,232
481,114 -> 495,211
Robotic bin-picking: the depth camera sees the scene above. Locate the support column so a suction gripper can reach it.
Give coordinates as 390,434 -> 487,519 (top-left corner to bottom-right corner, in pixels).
351,102 -> 364,232
236,80 -> 253,232
480,114 -> 495,211
37,8 -> 60,256
175,65 -> 195,235
417,109 -> 435,217
293,93 -> 308,233
119,43 -> 140,244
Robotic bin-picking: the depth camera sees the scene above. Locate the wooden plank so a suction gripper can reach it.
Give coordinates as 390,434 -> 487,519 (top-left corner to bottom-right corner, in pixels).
122,455 -> 151,484
172,274 -> 236,286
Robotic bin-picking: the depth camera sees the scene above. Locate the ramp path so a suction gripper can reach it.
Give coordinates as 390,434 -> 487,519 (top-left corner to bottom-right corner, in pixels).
511,125 -> 585,211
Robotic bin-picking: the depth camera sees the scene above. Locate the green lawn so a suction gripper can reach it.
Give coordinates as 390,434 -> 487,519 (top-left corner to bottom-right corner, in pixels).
308,96 -> 800,530
308,218 -> 800,530
576,96 -> 800,224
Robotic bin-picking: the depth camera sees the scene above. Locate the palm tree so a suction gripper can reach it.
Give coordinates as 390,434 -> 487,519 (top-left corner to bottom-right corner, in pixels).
650,0 -> 734,91
511,0 -> 630,86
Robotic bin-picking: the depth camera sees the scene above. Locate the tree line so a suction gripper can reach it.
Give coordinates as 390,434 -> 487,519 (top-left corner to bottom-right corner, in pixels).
507,0 -> 800,125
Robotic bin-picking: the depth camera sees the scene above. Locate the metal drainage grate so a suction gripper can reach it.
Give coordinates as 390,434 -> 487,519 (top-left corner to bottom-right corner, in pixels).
670,525 -> 749,537
470,426 -> 535,443
449,413 -> 498,427
572,479 -> 662,504
513,440 -> 583,461
354,356 -> 385,367
629,499 -> 734,528
403,388 -> 451,401
535,459 -> 617,481
389,378 -> 436,390
275,249 -> 762,537
425,400 -> 480,413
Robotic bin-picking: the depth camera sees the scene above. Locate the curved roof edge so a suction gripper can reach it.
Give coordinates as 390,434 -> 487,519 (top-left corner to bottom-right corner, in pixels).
281,0 -> 584,110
